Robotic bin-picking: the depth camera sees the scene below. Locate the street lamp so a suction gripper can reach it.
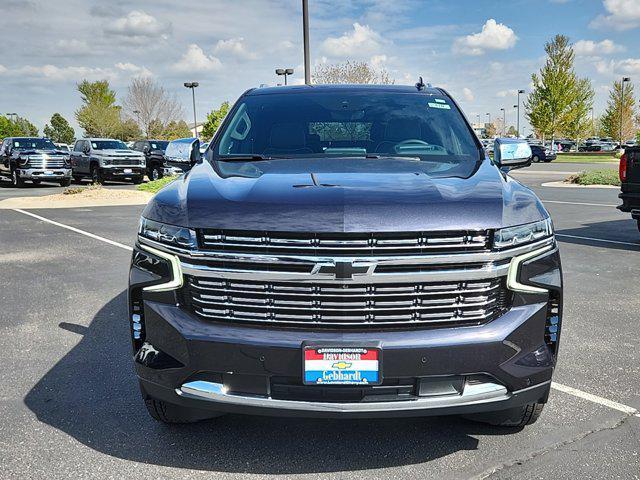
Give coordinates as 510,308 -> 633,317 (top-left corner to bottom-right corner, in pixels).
620,77 -> 630,147
302,0 -> 310,84
516,89 -> 525,138
275,68 -> 294,85
6,112 -> 17,122
184,82 -> 199,139
500,108 -> 506,136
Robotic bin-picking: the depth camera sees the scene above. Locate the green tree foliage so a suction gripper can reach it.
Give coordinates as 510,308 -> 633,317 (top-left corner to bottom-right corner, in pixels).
75,80 -> 122,137
601,80 -> 637,143
563,78 -> 595,146
485,123 -> 497,138
0,115 -> 38,137
43,113 -> 75,144
506,125 -> 518,137
313,61 -> 394,85
525,35 -> 592,142
114,117 -> 142,141
149,119 -> 192,140
201,101 -> 230,140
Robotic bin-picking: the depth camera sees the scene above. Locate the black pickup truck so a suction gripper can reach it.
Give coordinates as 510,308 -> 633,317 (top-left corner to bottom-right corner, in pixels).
0,137 -> 72,187
618,146 -> 640,231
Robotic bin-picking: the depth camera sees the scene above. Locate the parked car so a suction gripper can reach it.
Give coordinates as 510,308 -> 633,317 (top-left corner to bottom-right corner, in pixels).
162,137 -> 200,175
129,84 -> 562,428
530,144 -> 556,162
54,142 -> 71,152
132,139 -> 171,180
70,138 -> 146,184
0,136 -> 72,187
618,146 -> 640,232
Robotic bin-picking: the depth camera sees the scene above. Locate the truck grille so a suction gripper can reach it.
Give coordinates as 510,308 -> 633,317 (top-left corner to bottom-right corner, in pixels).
182,276 -> 509,328
199,230 -> 490,256
109,158 -> 142,166
26,157 -> 67,168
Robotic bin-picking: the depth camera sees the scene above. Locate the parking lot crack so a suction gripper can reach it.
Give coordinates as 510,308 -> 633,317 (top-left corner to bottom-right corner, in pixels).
474,414 -> 635,479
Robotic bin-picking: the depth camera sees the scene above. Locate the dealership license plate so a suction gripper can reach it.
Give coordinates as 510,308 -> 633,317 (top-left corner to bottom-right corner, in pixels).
44,170 -> 53,175
303,347 -> 381,385
123,168 -> 133,174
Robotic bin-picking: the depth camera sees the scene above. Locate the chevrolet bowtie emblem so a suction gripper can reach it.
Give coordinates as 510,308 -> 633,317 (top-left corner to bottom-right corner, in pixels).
312,261 -> 376,280
332,361 -> 352,369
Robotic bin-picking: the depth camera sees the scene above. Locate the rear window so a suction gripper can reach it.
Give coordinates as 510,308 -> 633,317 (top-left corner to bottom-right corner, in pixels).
215,91 -> 480,162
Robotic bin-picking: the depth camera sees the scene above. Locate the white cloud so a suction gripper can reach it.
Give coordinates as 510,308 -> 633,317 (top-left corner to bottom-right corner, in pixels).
370,54 -> 387,69
0,64 -> 117,82
54,39 -> 91,56
462,87 -> 474,101
595,58 -> 640,75
574,39 -> 624,56
453,19 -> 517,55
115,62 -> 152,77
172,44 -> 222,72
591,0 -> 640,31
496,89 -> 517,98
213,37 -> 257,60
105,10 -> 169,40
321,22 -> 386,57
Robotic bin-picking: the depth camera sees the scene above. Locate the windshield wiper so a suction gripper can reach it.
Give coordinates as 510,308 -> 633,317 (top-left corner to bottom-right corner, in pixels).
217,154 -> 275,162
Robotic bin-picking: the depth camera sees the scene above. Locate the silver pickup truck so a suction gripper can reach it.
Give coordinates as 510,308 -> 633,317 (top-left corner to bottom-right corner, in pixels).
70,138 -> 146,184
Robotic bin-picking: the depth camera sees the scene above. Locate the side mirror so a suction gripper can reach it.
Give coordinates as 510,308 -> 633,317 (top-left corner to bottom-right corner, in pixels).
189,139 -> 201,166
83,145 -> 90,154
143,145 -> 150,154
493,138 -> 532,170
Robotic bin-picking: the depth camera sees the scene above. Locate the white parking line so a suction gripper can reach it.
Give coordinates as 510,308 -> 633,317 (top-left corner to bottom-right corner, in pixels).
556,233 -> 640,248
13,208 -> 640,418
544,200 -> 618,207
551,382 -> 639,416
13,208 -> 133,252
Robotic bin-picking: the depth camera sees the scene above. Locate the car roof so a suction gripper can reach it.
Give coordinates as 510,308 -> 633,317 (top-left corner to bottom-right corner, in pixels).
246,83 -> 443,96
80,138 -> 121,141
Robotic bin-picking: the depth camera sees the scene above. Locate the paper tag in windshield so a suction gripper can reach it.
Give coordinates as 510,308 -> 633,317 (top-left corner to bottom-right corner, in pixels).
428,101 -> 451,110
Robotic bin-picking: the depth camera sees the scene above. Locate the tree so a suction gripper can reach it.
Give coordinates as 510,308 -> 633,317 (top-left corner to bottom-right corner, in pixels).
485,123 -> 497,138
123,77 -> 184,138
43,113 -> 75,144
0,115 -> 38,137
201,101 -> 230,140
563,78 -> 595,149
75,80 -> 121,137
525,35 -> 586,143
161,120 -> 191,140
600,79 -> 637,143
312,61 -> 394,85
114,117 -> 142,141
506,125 -> 518,137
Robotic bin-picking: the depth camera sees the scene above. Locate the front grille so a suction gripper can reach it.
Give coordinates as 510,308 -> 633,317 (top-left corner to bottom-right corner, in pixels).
199,230 -> 490,256
182,276 -> 510,328
25,157 -> 67,168
109,158 -> 142,166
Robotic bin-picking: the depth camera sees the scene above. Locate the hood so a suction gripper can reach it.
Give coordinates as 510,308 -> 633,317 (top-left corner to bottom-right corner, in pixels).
18,149 -> 68,156
143,158 -> 548,232
97,149 -> 144,157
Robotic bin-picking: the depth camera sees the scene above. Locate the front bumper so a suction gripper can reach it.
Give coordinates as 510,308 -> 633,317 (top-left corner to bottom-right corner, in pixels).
101,166 -> 145,179
18,168 -> 71,179
129,241 -> 562,418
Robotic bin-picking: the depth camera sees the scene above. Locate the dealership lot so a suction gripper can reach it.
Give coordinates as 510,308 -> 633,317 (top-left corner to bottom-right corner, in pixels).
1,164 -> 638,479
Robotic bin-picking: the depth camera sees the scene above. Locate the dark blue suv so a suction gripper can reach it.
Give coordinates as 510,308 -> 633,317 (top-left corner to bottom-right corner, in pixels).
129,84 -> 562,428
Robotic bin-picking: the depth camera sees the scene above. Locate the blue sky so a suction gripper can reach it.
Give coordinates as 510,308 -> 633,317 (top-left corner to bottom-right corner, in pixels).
1,0 -> 639,136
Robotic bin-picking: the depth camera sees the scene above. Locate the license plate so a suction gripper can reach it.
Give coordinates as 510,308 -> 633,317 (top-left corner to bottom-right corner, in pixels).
123,168 -> 133,174
303,347 -> 381,385
44,170 -> 53,175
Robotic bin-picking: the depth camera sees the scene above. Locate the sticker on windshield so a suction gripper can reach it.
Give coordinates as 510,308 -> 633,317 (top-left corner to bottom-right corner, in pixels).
428,102 -> 451,110
434,98 -> 446,104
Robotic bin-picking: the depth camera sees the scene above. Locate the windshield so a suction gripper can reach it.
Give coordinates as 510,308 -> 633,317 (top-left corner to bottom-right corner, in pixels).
91,140 -> 128,150
150,141 -> 169,151
215,91 -> 480,164
13,138 -> 57,150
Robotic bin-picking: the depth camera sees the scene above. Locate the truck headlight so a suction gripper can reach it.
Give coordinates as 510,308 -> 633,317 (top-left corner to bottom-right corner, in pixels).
494,218 -> 553,249
139,217 -> 197,249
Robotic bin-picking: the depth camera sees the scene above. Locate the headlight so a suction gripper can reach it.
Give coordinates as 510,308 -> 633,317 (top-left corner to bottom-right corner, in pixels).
494,218 -> 553,249
139,217 -> 197,249
102,159 -> 112,165
18,156 -> 29,166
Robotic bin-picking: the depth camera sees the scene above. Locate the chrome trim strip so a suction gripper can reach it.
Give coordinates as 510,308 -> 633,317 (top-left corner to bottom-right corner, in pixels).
139,244 -> 184,292
176,380 -> 511,413
138,235 -> 554,267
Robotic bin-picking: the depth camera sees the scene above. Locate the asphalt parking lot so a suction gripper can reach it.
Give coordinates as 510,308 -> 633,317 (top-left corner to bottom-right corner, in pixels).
1,163 -> 638,479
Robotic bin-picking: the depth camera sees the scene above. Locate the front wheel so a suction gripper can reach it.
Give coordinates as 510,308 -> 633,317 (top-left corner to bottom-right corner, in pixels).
32,179 -> 42,185
60,178 -> 72,187
150,165 -> 163,181
90,165 -> 103,185
464,402 -> 545,427
11,169 -> 25,188
532,155 -> 540,163
143,397 -> 223,424
132,176 -> 143,185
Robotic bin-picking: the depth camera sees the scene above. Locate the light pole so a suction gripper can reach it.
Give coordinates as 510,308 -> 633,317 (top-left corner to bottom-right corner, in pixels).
500,108 -> 505,136
275,68 -> 294,85
516,89 -> 525,137
620,77 -> 630,147
302,0 -> 310,85
6,112 -> 17,123
184,82 -> 199,139
486,113 -> 491,136
513,105 -> 518,136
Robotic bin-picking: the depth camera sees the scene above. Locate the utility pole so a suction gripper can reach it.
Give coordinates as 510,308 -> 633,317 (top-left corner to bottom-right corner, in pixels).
621,77 -> 630,147
516,89 -> 525,137
302,0 -> 311,85
184,82 -> 199,139
500,108 -> 505,136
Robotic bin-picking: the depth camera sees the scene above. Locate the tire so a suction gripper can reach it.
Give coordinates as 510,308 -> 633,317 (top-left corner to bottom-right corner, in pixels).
59,178 -> 72,187
73,175 -> 83,184
11,169 -> 25,188
132,176 -> 143,185
636,219 -> 640,233
544,158 -> 553,163
464,402 -> 545,427
150,165 -> 163,181
532,155 -> 540,163
143,398 -> 222,424
32,179 -> 42,185
90,164 -> 103,185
